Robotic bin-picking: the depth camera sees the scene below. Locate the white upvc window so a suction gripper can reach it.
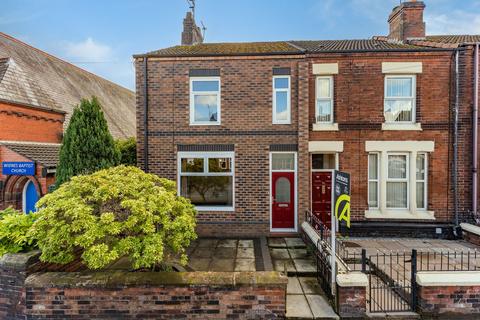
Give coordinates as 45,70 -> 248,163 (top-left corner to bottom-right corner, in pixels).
178,152 -> 234,211
368,153 -> 380,209
272,75 -> 291,124
416,153 -> 427,210
190,77 -> 221,125
386,153 -> 409,209
384,75 -> 416,123
316,76 -> 334,123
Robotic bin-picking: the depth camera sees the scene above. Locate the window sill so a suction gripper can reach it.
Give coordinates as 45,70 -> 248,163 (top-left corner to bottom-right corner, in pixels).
195,206 -> 234,212
365,209 -> 435,220
382,123 -> 422,131
312,123 -> 339,131
190,122 -> 221,126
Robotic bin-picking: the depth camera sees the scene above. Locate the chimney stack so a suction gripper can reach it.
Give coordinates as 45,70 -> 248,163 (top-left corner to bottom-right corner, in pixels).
181,11 -> 204,46
388,0 -> 426,42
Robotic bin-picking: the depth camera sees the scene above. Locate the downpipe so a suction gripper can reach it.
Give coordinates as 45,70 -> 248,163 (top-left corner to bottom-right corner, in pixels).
453,49 -> 460,236
143,58 -> 149,173
474,43 -> 479,224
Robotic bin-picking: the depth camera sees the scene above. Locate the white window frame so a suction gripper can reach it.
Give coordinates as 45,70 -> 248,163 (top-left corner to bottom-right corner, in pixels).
315,76 -> 334,124
416,153 -> 428,210
384,75 -> 416,124
269,152 -> 298,232
386,152 -> 410,210
177,151 -> 234,211
368,153 -> 380,209
272,75 -> 291,124
189,77 -> 221,126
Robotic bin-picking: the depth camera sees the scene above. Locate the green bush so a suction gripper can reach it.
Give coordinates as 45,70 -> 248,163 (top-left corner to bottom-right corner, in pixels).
55,97 -> 120,187
0,208 -> 38,256
31,166 -> 197,270
115,137 -> 136,166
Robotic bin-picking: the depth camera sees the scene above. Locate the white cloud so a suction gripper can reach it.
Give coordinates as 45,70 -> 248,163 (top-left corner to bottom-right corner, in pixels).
426,11 -> 480,35
65,37 -> 112,62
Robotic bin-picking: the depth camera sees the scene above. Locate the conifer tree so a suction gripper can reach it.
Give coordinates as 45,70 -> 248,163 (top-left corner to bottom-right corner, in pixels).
55,97 -> 120,186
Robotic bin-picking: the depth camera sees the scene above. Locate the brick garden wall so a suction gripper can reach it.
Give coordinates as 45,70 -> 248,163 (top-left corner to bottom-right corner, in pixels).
418,285 -> 480,317
24,271 -> 287,319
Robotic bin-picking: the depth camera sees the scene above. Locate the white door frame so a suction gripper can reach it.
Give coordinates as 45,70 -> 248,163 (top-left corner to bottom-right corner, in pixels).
269,151 -> 298,233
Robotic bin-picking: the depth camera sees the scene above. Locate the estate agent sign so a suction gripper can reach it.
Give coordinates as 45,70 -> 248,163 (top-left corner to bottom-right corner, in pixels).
333,170 -> 351,228
2,162 -> 35,176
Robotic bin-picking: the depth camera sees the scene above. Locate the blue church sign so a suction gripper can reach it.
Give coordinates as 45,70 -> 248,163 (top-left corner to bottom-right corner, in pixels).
2,162 -> 35,176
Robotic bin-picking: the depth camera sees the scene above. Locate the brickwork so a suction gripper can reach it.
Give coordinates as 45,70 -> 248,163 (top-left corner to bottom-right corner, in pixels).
463,229 -> 480,246
336,285 -> 366,318
23,271 -> 286,319
418,285 -> 480,317
136,56 -> 304,236
388,1 -> 426,41
0,101 -> 64,143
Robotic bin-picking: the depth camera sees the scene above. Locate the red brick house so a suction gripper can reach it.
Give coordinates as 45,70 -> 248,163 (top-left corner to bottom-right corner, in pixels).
0,33 -> 136,213
134,1 -> 479,237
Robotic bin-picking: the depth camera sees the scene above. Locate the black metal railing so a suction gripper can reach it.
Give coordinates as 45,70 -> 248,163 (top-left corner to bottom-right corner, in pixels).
417,250 -> 480,271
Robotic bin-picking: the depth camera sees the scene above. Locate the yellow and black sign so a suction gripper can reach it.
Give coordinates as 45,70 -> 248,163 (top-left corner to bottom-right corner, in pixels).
333,170 -> 351,228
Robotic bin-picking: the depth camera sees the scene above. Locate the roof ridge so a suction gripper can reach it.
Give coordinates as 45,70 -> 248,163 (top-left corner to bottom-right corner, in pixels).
0,32 -> 133,94
0,140 -> 61,146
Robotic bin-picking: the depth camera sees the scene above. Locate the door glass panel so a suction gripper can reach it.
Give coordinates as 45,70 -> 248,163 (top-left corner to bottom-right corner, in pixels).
276,177 -> 291,203
272,153 -> 295,170
312,154 -> 336,170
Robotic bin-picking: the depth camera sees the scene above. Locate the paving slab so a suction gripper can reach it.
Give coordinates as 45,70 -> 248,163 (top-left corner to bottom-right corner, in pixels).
270,248 -> 290,260
286,294 -> 313,319
238,239 -> 254,248
235,258 -> 256,271
196,239 -> 218,248
285,237 -> 307,248
273,259 -> 296,273
299,277 -> 323,295
209,258 -> 235,271
237,247 -> 255,259
294,259 -> 317,273
268,237 -> 287,248
190,247 -> 214,258
289,248 -> 310,259
287,277 -> 303,294
188,258 -> 211,271
306,294 -> 339,319
214,247 -> 236,259
217,239 -> 238,247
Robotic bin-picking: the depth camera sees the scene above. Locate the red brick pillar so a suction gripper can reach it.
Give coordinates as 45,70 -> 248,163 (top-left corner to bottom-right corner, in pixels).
336,272 -> 368,318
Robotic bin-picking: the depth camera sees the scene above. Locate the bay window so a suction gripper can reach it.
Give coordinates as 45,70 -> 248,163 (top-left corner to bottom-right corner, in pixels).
190,77 -> 221,125
178,152 -> 234,211
384,75 -> 416,123
273,76 -> 291,124
366,143 -> 432,219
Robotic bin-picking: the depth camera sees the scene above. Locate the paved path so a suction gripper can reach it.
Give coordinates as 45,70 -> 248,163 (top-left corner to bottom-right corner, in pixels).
268,237 -> 339,319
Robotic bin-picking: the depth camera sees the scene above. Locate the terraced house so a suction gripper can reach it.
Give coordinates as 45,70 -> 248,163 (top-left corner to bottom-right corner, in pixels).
135,0 -> 480,238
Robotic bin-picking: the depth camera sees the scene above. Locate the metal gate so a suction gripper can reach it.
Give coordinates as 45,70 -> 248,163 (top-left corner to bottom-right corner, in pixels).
366,250 -> 417,313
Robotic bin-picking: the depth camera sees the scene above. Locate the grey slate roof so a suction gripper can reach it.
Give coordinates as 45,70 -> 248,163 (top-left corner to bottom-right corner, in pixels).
0,33 -> 135,138
1,142 -> 61,168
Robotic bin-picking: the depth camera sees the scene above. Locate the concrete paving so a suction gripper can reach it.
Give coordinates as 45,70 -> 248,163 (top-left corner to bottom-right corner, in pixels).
270,237 -> 339,319
187,238 -> 260,271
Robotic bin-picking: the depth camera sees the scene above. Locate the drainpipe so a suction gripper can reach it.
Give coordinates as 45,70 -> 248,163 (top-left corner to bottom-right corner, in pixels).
454,49 -> 460,233
143,57 -> 149,172
473,43 -> 479,223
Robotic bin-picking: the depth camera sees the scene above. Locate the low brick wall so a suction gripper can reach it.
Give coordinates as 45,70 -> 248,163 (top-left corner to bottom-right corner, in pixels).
24,271 -> 287,319
336,272 -> 368,319
417,271 -> 480,318
0,251 -> 84,319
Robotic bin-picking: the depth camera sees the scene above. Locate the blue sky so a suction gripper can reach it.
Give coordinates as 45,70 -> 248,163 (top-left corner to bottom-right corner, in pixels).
2,0 -> 480,90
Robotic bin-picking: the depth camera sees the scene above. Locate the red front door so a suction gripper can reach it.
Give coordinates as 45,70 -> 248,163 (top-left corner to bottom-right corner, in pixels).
272,172 -> 295,229
312,172 -> 332,228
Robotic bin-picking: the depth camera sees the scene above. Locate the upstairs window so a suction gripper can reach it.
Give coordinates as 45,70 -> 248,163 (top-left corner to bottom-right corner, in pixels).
384,75 -> 416,123
190,77 -> 221,125
316,76 -> 333,123
273,76 -> 291,124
